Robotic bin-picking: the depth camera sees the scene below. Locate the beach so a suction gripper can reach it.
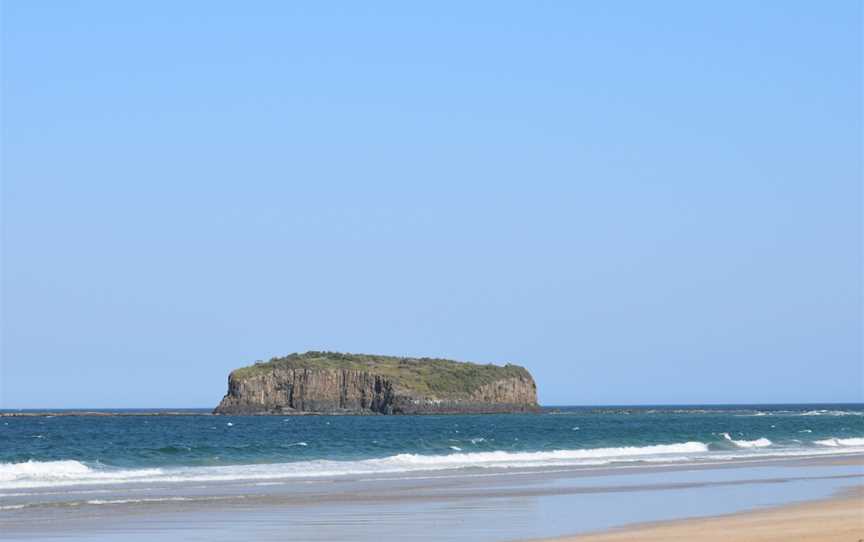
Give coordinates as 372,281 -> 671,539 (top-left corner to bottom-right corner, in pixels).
546,487 -> 863,542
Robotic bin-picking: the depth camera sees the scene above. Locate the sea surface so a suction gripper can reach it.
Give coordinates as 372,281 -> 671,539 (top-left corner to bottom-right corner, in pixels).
2,403 -> 862,492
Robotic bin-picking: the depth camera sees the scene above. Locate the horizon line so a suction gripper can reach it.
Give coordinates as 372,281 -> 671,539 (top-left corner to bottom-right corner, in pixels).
1,401 -> 862,411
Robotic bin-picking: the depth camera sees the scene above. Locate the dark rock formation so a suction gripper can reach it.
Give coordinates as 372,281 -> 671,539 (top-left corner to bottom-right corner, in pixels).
214,351 -> 539,415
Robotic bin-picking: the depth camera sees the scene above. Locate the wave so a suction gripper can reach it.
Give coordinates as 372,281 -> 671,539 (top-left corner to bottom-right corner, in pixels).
734,409 -> 863,417
0,459 -> 90,480
814,437 -> 864,447
799,410 -> 863,417
3,437 -> 863,490
0,442 -> 707,489
0,460 -> 163,487
720,433 -> 772,448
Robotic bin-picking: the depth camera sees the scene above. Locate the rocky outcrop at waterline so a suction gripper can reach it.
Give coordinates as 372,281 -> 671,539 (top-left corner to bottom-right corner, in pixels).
214,351 -> 539,415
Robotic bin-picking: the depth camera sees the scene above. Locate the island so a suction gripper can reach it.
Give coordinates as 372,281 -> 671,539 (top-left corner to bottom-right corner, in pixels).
214,351 -> 539,415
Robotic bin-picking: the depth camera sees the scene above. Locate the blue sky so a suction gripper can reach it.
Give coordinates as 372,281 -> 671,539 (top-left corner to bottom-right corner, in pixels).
1,1 -> 861,408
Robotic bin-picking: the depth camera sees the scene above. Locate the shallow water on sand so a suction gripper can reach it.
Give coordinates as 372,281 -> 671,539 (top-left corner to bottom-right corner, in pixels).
1,459 -> 861,541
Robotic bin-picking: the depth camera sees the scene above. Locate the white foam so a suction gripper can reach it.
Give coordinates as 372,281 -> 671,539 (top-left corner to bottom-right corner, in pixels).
5,437 -> 864,491
721,433 -> 772,448
0,460 -> 164,488
814,437 -> 864,447
800,410 -> 863,417
0,443 -> 708,489
0,460 -> 91,481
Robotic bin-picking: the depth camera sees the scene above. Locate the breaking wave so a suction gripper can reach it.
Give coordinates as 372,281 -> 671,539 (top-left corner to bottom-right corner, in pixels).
3,436 -> 863,490
800,410 -> 863,417
720,433 -> 772,448
0,442 -> 708,489
814,437 -> 864,447
0,460 -> 163,487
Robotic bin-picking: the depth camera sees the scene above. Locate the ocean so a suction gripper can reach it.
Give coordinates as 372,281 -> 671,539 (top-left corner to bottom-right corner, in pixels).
2,403 -> 862,492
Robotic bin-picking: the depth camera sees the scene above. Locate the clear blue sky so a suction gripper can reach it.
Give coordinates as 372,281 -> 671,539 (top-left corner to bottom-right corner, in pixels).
1,1 -> 861,408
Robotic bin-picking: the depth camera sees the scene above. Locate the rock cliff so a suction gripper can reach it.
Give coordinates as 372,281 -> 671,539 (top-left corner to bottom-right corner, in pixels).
214,351 -> 539,415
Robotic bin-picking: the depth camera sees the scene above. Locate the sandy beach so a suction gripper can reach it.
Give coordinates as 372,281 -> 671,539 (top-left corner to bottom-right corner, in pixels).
540,488 -> 864,542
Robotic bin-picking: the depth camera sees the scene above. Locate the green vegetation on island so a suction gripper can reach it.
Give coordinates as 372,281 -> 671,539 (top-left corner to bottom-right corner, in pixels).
232,351 -> 533,398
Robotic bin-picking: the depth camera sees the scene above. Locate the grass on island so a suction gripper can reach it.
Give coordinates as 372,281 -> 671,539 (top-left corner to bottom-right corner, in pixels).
231,351 -> 532,396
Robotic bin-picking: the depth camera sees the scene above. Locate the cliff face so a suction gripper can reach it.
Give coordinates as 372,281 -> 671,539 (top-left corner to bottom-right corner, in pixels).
214,352 -> 539,415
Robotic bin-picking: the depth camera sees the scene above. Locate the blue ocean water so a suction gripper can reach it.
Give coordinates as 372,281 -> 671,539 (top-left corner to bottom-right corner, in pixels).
1,404 -> 862,490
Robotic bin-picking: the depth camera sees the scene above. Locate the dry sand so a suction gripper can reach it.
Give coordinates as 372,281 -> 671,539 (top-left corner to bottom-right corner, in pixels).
537,489 -> 864,542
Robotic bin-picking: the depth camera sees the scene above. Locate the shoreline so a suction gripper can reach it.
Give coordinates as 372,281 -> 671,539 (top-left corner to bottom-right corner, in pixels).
531,486 -> 864,542
2,454 -> 861,541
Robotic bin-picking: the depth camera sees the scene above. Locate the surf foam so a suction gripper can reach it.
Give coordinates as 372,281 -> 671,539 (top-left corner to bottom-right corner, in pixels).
0,442 -> 707,489
720,433 -> 772,448
800,410 -> 863,417
5,437 -> 864,490
0,460 -> 163,488
814,437 -> 864,447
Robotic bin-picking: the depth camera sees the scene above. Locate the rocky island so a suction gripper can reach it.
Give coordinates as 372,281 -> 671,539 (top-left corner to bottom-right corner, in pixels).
214,351 -> 539,415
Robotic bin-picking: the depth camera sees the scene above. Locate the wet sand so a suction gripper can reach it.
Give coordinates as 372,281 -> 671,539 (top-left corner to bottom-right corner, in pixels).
539,488 -> 864,542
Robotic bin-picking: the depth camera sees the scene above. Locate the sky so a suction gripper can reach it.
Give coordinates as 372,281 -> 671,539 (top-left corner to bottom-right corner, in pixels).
1,1 -> 861,408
